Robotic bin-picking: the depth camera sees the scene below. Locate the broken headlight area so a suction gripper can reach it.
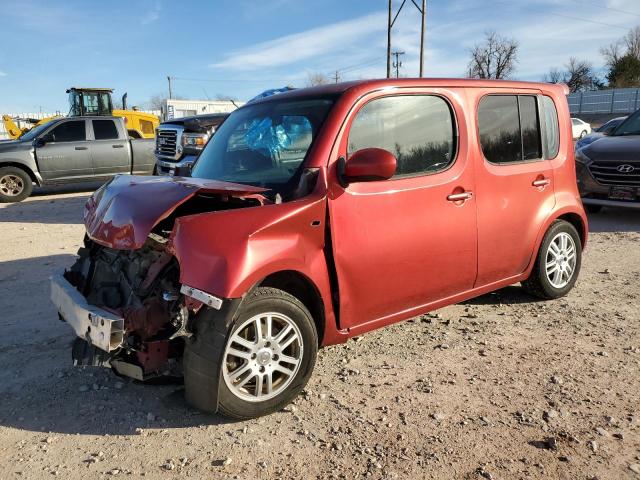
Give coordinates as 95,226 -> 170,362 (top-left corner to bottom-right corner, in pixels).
64,234 -> 195,380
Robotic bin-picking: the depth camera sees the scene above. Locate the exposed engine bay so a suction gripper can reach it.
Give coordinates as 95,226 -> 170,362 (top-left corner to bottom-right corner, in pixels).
64,234 -> 191,379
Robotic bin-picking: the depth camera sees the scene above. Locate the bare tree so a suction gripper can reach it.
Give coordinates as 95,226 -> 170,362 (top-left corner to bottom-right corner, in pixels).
602,26 -> 640,67
305,72 -> 329,87
624,25 -> 640,59
543,67 -> 563,84
467,31 -> 519,79
601,42 -> 623,67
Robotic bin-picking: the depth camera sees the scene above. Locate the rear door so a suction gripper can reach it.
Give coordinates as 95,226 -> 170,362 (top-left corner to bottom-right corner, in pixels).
473,93 -> 556,286
89,119 -> 130,177
328,90 -> 477,330
35,119 -> 92,182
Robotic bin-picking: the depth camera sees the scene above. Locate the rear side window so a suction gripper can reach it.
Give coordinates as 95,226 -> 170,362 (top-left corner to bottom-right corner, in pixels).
348,95 -> 456,177
92,120 -> 119,140
49,121 -> 86,142
478,95 -> 542,164
541,96 -> 560,158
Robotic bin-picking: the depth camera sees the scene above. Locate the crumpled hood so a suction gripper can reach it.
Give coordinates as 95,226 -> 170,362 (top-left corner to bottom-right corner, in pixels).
583,134 -> 640,162
84,175 -> 268,250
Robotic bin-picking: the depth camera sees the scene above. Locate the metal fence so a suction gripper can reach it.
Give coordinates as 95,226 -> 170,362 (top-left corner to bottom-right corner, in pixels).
568,88 -> 640,115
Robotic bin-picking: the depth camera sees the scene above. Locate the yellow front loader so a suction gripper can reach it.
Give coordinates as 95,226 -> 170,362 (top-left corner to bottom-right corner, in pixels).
2,88 -> 159,140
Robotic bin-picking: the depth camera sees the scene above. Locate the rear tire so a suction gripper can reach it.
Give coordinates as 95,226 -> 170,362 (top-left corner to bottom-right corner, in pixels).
585,204 -> 602,214
0,166 -> 33,203
184,287 -> 318,419
522,220 -> 582,300
579,130 -> 588,138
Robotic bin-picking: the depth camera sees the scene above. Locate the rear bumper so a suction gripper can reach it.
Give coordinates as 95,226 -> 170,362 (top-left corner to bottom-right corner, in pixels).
50,274 -> 124,352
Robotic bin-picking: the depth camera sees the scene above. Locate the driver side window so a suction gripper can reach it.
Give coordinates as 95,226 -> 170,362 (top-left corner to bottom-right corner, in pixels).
348,95 -> 456,178
49,121 -> 86,143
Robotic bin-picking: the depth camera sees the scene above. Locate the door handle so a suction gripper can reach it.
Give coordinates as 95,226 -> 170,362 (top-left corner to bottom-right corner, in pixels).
112,144 -> 124,149
74,146 -> 88,150
447,191 -> 474,202
532,178 -> 551,187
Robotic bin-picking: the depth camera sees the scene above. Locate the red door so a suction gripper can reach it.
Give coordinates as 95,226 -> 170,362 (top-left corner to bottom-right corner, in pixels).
473,93 -> 556,286
327,90 -> 477,330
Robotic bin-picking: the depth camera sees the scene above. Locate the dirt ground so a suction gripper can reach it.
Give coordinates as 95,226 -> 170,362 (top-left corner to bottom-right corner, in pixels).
0,185 -> 638,480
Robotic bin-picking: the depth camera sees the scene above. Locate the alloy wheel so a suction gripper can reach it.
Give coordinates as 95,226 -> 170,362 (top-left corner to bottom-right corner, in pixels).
0,174 -> 25,197
545,232 -> 577,288
222,312 -> 303,402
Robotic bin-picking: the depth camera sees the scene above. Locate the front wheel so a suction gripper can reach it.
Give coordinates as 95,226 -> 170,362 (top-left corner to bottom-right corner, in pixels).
0,166 -> 33,203
522,220 -> 582,299
184,287 -> 318,419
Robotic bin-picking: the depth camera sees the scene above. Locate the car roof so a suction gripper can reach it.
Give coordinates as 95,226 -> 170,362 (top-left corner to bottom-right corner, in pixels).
248,78 -> 570,105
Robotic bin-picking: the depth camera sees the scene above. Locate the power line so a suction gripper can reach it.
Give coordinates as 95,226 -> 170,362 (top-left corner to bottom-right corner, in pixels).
495,1 -> 632,31
566,0 -> 640,18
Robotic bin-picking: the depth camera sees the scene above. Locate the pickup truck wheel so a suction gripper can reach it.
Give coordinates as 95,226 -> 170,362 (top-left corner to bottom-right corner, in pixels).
0,166 -> 32,203
184,287 -> 318,419
522,220 -> 582,299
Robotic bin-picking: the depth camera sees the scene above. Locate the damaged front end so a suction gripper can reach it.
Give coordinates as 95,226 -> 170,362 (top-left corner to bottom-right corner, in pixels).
59,234 -> 189,380
51,175 -> 269,381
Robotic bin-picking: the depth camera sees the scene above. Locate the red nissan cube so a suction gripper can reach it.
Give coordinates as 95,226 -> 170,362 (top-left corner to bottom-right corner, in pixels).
52,79 -> 587,419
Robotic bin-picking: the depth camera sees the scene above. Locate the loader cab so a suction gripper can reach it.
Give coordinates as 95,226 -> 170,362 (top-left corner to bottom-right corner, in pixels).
67,87 -> 114,117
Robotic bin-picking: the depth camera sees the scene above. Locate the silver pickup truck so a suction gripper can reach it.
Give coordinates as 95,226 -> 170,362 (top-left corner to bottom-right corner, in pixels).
0,116 -> 155,202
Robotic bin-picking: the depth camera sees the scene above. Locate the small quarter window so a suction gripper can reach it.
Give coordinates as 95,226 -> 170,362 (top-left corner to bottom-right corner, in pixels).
541,96 -> 560,159
348,95 -> 456,177
478,95 -> 542,164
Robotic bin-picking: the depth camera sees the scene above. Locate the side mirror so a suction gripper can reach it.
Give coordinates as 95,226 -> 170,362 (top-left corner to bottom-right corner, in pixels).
33,137 -> 47,148
339,148 -> 397,185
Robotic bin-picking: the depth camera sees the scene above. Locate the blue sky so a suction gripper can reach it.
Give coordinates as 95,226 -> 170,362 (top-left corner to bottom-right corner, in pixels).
0,0 -> 639,112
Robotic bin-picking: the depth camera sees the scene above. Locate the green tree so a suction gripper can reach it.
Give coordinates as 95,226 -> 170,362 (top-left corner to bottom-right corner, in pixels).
607,53 -> 640,88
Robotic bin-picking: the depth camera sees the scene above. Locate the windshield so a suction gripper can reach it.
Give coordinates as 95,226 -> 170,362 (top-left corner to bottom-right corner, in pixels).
19,120 -> 57,141
191,97 -> 335,197
611,110 -> 640,136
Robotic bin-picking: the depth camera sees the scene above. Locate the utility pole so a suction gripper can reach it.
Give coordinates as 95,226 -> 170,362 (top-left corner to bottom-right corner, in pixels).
419,0 -> 426,77
167,76 -> 173,100
392,51 -> 405,78
386,0 -> 427,78
387,0 -> 392,78
333,71 -> 340,83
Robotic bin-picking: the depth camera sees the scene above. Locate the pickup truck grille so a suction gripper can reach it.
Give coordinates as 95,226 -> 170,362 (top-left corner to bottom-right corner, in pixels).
588,161 -> 640,186
156,129 -> 178,157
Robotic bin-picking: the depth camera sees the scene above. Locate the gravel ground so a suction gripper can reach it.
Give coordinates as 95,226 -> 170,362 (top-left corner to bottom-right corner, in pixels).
0,186 -> 638,480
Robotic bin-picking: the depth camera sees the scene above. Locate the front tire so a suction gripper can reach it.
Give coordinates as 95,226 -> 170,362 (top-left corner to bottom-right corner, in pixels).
184,287 -> 318,419
522,220 -> 582,299
0,166 -> 32,203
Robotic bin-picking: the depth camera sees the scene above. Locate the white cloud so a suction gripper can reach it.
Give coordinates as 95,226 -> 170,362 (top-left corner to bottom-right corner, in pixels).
0,71 -> 7,77
210,11 -> 387,71
141,1 -> 162,25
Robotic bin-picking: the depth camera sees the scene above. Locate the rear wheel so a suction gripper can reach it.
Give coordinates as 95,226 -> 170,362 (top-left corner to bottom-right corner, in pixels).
0,166 -> 32,203
522,220 -> 582,299
579,130 -> 588,138
184,287 -> 318,419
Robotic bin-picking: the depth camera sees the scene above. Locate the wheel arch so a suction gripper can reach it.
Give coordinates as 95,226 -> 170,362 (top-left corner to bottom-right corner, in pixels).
256,270 -> 326,346
0,162 -> 39,185
556,211 -> 587,248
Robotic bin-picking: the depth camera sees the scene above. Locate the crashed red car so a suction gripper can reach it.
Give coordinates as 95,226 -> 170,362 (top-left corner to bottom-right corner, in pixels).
52,79 -> 587,419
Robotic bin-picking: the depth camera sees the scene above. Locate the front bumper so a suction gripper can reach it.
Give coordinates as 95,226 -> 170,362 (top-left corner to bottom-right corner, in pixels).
50,274 -> 124,352
155,155 -> 197,175
577,162 -> 640,210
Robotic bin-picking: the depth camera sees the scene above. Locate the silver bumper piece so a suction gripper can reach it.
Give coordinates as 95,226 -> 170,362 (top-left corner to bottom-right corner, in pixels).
50,274 -> 124,352
180,284 -> 223,310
